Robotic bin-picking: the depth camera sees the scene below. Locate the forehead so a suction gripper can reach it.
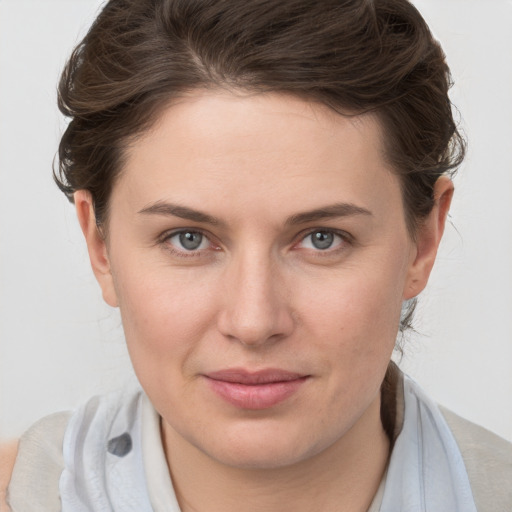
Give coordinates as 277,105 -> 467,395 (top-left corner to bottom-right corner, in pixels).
115,91 -> 401,223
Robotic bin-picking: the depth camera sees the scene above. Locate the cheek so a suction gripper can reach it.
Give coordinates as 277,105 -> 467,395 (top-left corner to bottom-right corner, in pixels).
300,265 -> 405,346
294,257 -> 407,390
112,260 -> 220,376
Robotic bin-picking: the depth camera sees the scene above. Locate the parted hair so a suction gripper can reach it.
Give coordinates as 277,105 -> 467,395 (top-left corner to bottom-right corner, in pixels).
55,0 -> 466,330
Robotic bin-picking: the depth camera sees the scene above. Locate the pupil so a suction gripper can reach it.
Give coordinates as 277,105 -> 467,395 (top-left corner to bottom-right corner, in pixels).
312,231 -> 333,250
179,232 -> 202,250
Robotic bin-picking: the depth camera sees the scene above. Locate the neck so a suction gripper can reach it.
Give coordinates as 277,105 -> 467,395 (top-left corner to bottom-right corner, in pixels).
162,393 -> 390,512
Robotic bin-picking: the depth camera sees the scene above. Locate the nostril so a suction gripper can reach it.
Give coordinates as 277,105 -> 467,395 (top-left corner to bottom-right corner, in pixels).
217,260 -> 295,345
218,306 -> 295,347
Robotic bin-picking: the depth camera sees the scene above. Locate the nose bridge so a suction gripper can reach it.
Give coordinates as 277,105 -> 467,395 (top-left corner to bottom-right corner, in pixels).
218,245 -> 293,346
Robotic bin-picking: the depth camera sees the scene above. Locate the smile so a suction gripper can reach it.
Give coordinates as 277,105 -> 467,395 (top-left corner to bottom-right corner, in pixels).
204,369 -> 310,410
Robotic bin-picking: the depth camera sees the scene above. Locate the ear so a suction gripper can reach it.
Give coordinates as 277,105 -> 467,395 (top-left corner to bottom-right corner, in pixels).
403,176 -> 454,300
74,190 -> 118,307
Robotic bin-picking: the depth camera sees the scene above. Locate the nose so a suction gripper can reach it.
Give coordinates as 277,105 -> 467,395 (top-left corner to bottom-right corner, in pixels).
217,251 -> 295,347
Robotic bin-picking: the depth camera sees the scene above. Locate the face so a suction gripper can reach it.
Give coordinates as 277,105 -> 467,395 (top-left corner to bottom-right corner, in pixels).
77,91 -> 448,470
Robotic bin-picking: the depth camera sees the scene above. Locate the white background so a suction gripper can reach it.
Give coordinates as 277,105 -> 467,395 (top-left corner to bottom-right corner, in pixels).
1,0 -> 511,442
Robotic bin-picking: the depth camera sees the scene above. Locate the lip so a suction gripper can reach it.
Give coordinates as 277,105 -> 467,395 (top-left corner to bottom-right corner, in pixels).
204,368 -> 309,410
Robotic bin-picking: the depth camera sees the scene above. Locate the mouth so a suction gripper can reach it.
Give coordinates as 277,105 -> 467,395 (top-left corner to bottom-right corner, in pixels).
203,368 -> 310,410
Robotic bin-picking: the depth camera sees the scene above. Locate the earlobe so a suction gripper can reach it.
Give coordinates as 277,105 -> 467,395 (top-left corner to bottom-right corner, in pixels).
404,176 -> 454,300
74,190 -> 119,307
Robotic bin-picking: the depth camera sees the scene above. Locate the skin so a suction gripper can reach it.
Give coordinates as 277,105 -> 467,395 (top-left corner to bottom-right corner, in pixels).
0,440 -> 18,512
75,91 -> 453,512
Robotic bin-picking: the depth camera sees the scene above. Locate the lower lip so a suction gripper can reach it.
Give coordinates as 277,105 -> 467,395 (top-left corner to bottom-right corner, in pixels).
205,377 -> 308,410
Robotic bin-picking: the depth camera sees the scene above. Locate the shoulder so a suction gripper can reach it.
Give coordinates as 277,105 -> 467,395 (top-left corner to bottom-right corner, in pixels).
6,411 -> 71,512
440,406 -> 512,512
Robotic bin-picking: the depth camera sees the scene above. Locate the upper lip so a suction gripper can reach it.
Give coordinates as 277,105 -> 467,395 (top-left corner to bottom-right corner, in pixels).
205,368 -> 308,385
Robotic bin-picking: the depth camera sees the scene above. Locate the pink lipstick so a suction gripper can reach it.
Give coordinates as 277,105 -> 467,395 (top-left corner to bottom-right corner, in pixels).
204,369 -> 309,410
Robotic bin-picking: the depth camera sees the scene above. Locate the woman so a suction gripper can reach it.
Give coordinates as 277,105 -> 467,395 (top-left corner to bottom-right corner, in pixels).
3,0 -> 512,510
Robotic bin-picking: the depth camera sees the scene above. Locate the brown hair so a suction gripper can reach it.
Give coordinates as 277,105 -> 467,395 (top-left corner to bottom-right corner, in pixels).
55,0 -> 465,329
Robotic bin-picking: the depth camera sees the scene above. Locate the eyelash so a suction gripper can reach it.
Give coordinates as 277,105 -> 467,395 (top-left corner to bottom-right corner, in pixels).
294,229 -> 352,255
158,228 -> 352,258
158,229 -> 218,258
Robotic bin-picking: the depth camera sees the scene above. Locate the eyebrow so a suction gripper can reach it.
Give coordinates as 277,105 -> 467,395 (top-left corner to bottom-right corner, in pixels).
285,203 -> 372,225
138,201 -> 222,226
138,200 -> 372,226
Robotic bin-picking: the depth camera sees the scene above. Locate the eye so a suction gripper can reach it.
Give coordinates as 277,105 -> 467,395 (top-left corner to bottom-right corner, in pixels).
298,230 -> 345,251
167,230 -> 210,252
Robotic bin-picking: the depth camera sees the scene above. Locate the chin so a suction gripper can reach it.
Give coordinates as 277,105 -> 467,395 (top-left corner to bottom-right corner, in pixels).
191,420 -> 337,471
207,443 -> 316,471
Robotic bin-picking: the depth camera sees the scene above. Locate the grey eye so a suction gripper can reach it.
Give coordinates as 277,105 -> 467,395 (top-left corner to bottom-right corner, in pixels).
171,231 -> 206,251
310,231 -> 335,250
298,230 -> 344,252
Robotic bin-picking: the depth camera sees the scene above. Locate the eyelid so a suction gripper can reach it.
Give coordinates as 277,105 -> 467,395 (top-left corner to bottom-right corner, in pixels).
158,227 -> 208,243
156,227 -> 353,256
293,227 -> 353,251
157,228 -> 220,255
